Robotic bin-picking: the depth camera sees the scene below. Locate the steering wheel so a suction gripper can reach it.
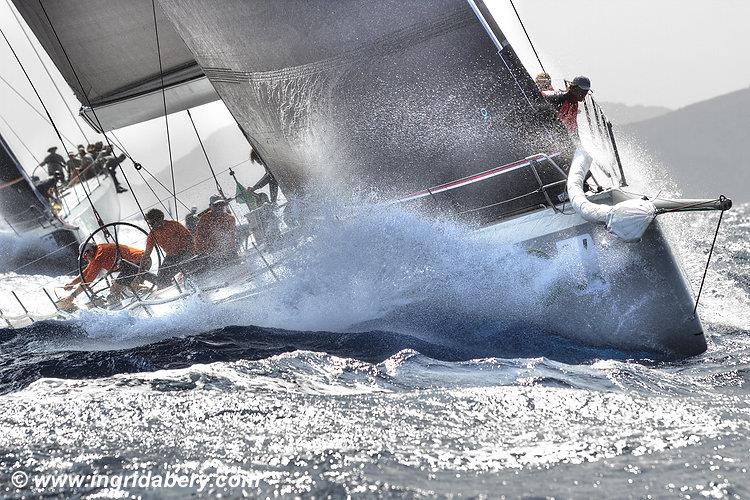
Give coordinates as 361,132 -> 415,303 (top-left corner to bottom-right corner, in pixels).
77,222 -> 162,308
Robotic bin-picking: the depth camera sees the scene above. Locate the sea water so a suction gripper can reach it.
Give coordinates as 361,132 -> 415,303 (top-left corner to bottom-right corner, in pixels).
0,203 -> 747,498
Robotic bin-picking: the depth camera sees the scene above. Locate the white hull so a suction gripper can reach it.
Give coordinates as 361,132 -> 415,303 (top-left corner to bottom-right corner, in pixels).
477,193 -> 705,356
7,175 -> 121,276
3,187 -> 706,357
128,193 -> 705,356
59,175 -> 122,239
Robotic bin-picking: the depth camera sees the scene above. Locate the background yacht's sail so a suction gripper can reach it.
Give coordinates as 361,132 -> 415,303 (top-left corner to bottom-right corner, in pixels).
157,0 -> 574,214
0,133 -> 50,232
11,0 -> 219,132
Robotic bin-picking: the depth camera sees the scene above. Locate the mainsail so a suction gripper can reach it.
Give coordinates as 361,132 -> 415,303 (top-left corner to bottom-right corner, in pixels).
10,0 -> 219,132
0,133 -> 50,232
157,0 -> 574,213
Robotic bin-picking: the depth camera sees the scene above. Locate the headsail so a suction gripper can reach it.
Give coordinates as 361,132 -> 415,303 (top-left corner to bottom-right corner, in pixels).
10,0 -> 219,132
157,0 -> 574,212
0,133 -> 50,232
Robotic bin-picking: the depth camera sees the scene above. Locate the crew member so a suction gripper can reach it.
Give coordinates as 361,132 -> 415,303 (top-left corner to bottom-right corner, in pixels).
250,149 -> 279,203
139,208 -> 195,287
39,146 -> 66,182
534,72 -> 554,95
185,206 -> 199,233
103,151 -> 128,193
58,241 -> 148,310
66,151 -> 81,182
31,175 -> 61,211
545,75 -> 591,139
75,146 -> 95,183
193,195 -> 238,265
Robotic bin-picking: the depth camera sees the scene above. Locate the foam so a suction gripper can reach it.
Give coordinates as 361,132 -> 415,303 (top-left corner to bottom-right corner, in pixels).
0,230 -> 60,273
3,138 -> 746,351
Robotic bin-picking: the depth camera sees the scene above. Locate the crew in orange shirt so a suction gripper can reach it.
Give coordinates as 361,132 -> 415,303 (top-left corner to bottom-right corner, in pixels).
194,195 -> 238,267
59,241 -> 149,309
139,208 -> 195,287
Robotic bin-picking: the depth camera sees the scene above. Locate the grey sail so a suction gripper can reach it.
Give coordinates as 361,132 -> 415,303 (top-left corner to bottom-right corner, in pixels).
10,0 -> 219,132
157,0 -> 574,216
0,133 -> 50,232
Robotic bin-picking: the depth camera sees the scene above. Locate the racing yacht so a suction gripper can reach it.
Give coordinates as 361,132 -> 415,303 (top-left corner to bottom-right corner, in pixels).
0,133 -> 120,275
4,0 -> 732,356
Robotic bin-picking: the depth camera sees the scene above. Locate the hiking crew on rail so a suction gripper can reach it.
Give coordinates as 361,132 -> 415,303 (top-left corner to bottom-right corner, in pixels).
139,208 -> 196,288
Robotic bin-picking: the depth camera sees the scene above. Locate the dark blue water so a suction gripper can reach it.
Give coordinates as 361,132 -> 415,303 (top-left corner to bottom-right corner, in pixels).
0,205 -> 747,498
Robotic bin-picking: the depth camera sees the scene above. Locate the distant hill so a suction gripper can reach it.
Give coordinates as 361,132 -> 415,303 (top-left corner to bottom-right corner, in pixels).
599,102 -> 672,125
621,87 -> 750,202
117,125 -> 263,220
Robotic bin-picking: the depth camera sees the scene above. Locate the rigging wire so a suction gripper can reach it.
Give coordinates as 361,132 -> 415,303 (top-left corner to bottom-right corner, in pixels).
0,74 -> 79,148
0,26 -> 70,155
109,134 -> 174,215
107,131 -> 172,213
185,109 -> 242,220
508,0 -> 546,74
186,109 -> 225,198
37,0 -> 148,225
119,159 -> 252,222
151,0 -> 178,219
5,0 -> 91,145
0,114 -> 40,164
692,199 -> 727,316
108,130 -> 190,213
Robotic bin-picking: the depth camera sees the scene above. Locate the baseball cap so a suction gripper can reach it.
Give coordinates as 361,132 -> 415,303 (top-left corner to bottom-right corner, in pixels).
571,76 -> 591,91
209,195 -> 226,206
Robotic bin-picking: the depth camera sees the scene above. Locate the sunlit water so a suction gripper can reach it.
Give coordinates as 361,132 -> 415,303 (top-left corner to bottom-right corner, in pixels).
0,203 -> 747,498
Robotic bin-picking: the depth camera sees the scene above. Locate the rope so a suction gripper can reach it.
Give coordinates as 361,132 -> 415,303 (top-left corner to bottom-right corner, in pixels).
0,74 -> 79,148
108,130 -> 188,213
151,0 -> 178,219
0,114 -> 40,164
693,198 -> 726,316
0,26 -> 69,154
186,109 -> 224,198
37,0 -> 148,227
508,0 -> 546,73
186,109 -> 242,220
5,0 -> 91,145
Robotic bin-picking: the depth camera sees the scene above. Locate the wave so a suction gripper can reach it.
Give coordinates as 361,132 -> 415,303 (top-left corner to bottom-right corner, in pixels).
0,320 -> 656,395
1,202 -> 747,387
50,203 -> 586,346
0,230 -> 73,275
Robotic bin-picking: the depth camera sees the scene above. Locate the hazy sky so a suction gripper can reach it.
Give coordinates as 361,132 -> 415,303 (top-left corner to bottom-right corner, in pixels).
488,0 -> 750,109
1,0 -> 749,201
